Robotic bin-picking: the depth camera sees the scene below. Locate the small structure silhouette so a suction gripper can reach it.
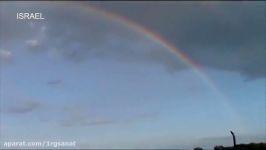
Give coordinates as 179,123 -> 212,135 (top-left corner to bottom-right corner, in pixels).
230,130 -> 236,149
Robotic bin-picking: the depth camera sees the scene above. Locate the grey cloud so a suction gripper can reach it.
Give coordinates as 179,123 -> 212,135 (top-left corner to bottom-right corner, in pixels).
5,100 -> 41,114
43,8 -> 183,68
122,112 -> 159,123
25,39 -> 39,47
59,106 -> 114,127
0,49 -> 12,63
59,105 -> 159,127
1,2 -> 265,78
47,79 -> 63,86
60,118 -> 114,127
0,2 -> 187,72
88,1 -> 266,79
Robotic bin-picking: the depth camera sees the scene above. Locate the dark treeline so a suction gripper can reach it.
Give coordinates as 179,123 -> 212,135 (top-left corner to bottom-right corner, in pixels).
194,143 -> 266,150
214,143 -> 266,150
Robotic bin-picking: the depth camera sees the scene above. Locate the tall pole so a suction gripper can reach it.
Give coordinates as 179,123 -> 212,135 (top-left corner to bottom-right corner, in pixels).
230,130 -> 236,148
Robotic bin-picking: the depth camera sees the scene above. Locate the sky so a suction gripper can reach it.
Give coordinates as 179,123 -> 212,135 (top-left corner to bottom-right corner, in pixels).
0,1 -> 265,149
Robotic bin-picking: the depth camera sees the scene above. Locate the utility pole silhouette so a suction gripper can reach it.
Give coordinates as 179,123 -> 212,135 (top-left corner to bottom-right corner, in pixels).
230,130 -> 236,149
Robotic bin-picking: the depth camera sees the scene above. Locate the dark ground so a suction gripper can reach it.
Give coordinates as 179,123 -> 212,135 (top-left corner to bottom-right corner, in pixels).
194,143 -> 266,150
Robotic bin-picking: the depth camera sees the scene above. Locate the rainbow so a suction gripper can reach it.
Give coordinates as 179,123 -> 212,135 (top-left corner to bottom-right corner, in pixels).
54,2 -> 244,129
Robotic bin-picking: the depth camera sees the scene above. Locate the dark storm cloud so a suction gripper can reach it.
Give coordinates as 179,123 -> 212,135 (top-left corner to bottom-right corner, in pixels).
0,2 -> 188,72
41,7 -> 185,70
1,2 -> 265,78
88,1 -> 266,79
